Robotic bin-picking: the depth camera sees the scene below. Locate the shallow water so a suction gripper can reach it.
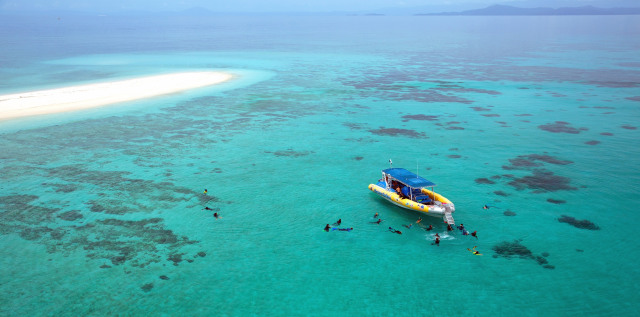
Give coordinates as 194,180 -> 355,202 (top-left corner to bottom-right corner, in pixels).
1,15 -> 639,316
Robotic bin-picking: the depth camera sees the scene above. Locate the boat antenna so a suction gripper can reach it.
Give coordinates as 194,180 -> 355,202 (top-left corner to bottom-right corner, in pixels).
389,159 -> 392,167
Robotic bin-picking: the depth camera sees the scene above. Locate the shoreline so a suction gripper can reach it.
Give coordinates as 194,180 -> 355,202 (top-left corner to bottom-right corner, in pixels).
0,71 -> 233,120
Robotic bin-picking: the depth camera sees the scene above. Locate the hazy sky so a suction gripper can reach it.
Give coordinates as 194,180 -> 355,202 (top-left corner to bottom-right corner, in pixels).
0,0 -> 627,13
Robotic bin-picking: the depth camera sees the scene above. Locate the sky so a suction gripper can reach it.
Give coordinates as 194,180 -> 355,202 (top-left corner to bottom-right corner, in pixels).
0,0 -> 634,13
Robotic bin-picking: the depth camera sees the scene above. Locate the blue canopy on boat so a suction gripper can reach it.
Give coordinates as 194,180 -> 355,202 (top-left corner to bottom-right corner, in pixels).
383,168 -> 436,188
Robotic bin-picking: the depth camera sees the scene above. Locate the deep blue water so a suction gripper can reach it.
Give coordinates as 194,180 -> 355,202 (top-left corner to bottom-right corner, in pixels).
1,15 -> 639,316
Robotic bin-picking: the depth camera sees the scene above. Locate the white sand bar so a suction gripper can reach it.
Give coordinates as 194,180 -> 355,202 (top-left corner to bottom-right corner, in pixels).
0,71 -> 233,120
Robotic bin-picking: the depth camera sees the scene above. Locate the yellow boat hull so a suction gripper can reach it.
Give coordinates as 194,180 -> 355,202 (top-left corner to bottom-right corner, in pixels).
368,183 -> 454,217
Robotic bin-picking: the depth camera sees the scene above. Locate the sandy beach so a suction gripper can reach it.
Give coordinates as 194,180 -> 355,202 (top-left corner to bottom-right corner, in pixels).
0,71 -> 233,120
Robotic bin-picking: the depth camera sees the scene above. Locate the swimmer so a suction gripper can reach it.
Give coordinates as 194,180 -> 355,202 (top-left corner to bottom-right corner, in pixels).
467,246 -> 482,255
374,213 -> 379,218
447,224 -> 453,231
457,223 -> 465,231
204,189 -> 208,194
204,206 -> 213,211
333,219 -> 342,226
370,219 -> 382,224
388,227 -> 402,235
483,204 -> 499,209
213,212 -> 220,219
333,227 -> 353,232
416,217 -> 422,224
426,224 -> 433,231
403,224 -> 413,229
462,229 -> 469,236
471,231 -> 478,239
433,233 -> 440,246
324,224 -> 331,232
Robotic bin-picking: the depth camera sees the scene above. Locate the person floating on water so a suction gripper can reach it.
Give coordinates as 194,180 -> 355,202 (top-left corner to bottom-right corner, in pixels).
370,219 -> 382,224
374,213 -> 379,218
204,206 -> 213,211
447,224 -> 453,231
213,212 -> 220,219
403,224 -> 413,229
204,189 -> 208,194
483,204 -> 499,209
416,217 -> 422,224
388,227 -> 402,235
433,233 -> 440,246
467,246 -> 482,255
426,224 -> 433,231
332,219 -> 342,226
332,227 -> 353,232
462,229 -> 469,236
324,224 -> 331,232
471,231 -> 478,239
457,223 -> 465,231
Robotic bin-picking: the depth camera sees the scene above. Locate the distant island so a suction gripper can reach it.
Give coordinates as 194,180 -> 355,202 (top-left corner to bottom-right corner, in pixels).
418,5 -> 640,16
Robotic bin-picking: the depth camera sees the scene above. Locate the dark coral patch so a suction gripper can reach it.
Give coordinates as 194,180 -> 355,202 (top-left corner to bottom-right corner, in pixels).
503,154 -> 573,170
558,215 -> 599,230
503,210 -> 516,216
585,140 -> 600,145
265,149 -> 315,157
470,106 -> 491,112
621,125 -> 637,130
587,81 -> 639,88
475,178 -> 495,185
159,275 -> 170,280
492,240 -> 553,268
492,240 -> 532,258
625,96 -> 640,102
447,155 -> 461,159
401,114 -> 439,122
368,127 -> 426,138
57,210 -> 83,221
600,132 -> 614,136
538,121 -> 587,134
494,191 -> 510,197
481,114 -> 500,117
141,283 -> 154,292
445,126 -> 465,130
546,198 -> 566,204
353,156 -> 364,161
514,114 -> 532,117
507,169 -> 577,192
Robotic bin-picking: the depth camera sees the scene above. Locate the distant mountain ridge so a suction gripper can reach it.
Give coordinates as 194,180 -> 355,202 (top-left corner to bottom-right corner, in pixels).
420,4 -> 640,16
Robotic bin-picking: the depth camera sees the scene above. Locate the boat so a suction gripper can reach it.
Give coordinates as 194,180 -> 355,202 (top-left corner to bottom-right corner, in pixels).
368,167 -> 456,225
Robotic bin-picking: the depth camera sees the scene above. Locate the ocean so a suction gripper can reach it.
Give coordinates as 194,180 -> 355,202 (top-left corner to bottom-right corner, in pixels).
0,14 -> 639,316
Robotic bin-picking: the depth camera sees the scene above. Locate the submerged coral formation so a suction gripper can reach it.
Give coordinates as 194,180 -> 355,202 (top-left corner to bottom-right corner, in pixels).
558,215 -> 600,230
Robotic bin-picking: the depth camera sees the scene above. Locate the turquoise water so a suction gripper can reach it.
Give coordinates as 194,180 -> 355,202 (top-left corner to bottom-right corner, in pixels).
1,15 -> 640,316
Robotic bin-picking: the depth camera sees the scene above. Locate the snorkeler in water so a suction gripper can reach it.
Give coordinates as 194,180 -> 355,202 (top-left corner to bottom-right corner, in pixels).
403,224 -> 413,229
388,227 -> 402,235
483,204 -> 500,209
471,231 -> 478,239
213,212 -> 220,219
204,189 -> 208,194
370,219 -> 382,224
426,224 -> 433,231
333,219 -> 342,226
204,206 -> 213,211
467,246 -> 482,255
433,233 -> 440,246
324,224 -> 331,232
374,213 -> 379,218
416,217 -> 422,224
332,227 -> 353,232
